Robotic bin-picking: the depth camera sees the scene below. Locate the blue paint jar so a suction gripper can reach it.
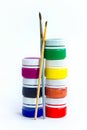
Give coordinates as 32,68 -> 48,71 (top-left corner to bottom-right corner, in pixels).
22,97 -> 43,118
22,105 -> 43,118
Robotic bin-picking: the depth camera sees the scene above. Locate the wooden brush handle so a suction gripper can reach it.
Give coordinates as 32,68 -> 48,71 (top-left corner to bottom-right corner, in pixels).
34,22 -> 47,120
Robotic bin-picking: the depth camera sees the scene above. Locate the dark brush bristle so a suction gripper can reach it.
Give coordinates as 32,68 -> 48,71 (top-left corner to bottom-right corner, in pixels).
45,21 -> 48,27
39,12 -> 42,20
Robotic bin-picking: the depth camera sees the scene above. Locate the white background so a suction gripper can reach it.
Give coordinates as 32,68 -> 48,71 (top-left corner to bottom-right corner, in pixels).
0,0 -> 87,129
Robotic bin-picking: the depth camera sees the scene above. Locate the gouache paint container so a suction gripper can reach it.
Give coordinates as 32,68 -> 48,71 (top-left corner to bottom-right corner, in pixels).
22,97 -> 43,118
44,39 -> 66,60
44,47 -> 66,60
45,86 -> 67,98
22,57 -> 40,78
22,85 -> 42,98
22,79 -> 42,98
45,97 -> 67,118
46,104 -> 67,118
45,67 -> 68,79
45,79 -> 67,98
22,104 -> 43,118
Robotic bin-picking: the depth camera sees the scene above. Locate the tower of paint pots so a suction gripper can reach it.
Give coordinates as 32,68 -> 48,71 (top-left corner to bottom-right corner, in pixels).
44,39 -> 68,118
22,57 -> 43,118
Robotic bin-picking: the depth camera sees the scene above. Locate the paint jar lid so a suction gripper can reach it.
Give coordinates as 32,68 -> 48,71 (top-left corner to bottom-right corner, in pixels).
45,59 -> 66,67
46,79 -> 67,86
23,78 -> 41,86
23,84 -> 42,88
46,97 -> 67,105
45,39 -> 65,47
23,97 -> 42,105
22,57 -> 40,66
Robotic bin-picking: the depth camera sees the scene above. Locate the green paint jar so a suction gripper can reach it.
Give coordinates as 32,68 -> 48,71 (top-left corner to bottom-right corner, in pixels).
44,39 -> 66,60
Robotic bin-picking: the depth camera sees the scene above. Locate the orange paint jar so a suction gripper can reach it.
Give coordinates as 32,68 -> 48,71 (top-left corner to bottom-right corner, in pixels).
45,86 -> 67,98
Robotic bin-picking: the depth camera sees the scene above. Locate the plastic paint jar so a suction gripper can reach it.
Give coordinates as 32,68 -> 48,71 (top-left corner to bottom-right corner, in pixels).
22,97 -> 43,117
22,104 -> 43,118
45,97 -> 67,118
46,104 -> 67,118
22,57 -> 40,78
22,85 -> 42,98
22,78 -> 42,98
45,79 -> 67,98
45,67 -> 68,79
44,39 -> 66,60
45,86 -> 67,98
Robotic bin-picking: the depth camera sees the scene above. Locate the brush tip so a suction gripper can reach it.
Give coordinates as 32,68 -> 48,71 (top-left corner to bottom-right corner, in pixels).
45,21 -> 48,27
39,12 -> 42,20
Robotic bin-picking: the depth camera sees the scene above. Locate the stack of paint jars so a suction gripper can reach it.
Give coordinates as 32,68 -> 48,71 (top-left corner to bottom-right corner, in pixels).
44,39 -> 68,118
22,57 -> 43,118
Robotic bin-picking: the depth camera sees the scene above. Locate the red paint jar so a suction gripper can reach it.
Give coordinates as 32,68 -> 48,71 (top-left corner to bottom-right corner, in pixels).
46,104 -> 67,118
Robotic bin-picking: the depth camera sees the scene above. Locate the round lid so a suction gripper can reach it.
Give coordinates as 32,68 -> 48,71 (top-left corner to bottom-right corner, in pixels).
23,97 -> 42,105
23,104 -> 43,108
45,59 -> 66,67
46,97 -> 67,105
23,78 -> 41,86
45,39 -> 65,47
23,84 -> 42,88
45,85 -> 67,89
22,57 -> 40,66
46,79 -> 67,86
46,104 -> 66,108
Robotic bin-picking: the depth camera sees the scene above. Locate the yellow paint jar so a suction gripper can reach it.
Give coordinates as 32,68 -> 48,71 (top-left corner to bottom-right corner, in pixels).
45,67 -> 68,79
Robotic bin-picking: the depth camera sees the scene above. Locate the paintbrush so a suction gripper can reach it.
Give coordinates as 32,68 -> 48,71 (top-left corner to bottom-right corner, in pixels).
39,12 -> 45,119
34,21 -> 47,120
39,12 -> 43,40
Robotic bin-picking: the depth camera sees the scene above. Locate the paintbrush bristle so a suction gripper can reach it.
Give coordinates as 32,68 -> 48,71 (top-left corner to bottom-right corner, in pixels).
39,12 -> 42,20
45,21 -> 47,27
39,12 -> 43,39
44,21 -> 47,43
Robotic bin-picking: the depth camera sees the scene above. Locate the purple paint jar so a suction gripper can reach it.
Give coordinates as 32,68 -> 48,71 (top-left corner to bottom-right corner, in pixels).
22,57 -> 40,79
